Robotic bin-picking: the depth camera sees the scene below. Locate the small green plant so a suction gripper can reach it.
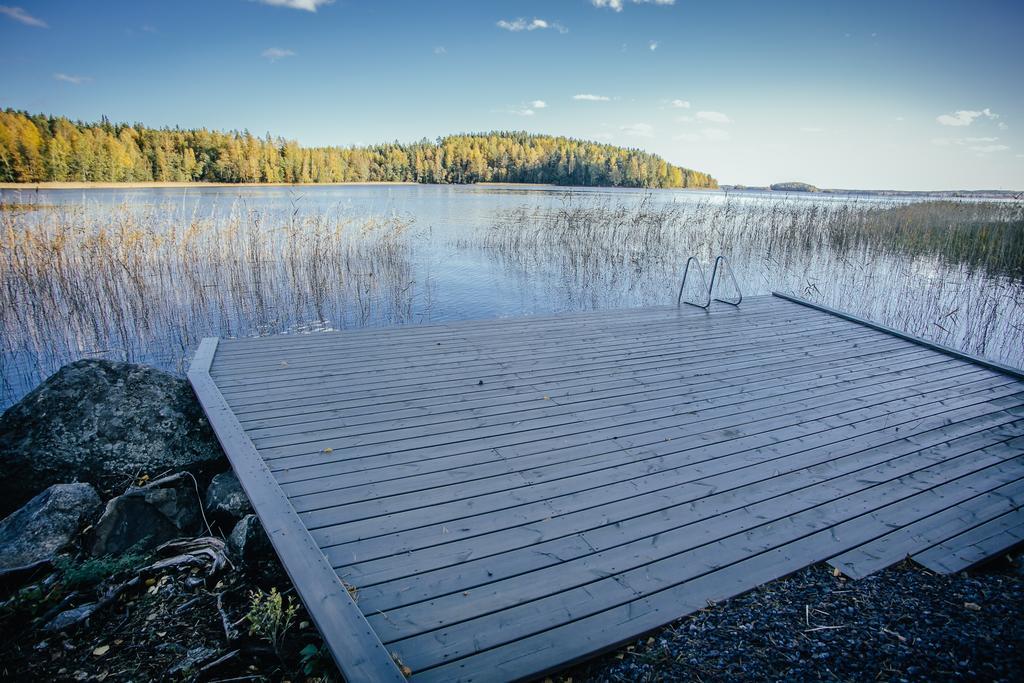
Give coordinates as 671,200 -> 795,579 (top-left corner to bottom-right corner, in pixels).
299,642 -> 334,678
53,548 -> 150,589
244,587 -> 299,658
0,582 -> 61,625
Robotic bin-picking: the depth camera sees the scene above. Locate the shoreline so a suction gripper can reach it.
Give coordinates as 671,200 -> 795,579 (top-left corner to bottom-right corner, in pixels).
0,181 -> 423,190
0,181 -> 723,192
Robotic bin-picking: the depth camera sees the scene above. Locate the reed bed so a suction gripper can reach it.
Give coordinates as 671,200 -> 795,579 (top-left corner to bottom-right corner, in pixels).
2,192 -> 1022,408
0,203 -> 415,405
468,194 -> 1024,367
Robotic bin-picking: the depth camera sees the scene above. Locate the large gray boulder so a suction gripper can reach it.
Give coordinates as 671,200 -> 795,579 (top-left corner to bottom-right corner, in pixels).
204,471 -> 253,524
0,359 -> 225,517
0,483 -> 102,577
90,473 -> 204,557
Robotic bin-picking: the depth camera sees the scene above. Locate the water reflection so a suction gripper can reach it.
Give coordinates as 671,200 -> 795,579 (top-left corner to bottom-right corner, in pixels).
1,185 -> 1021,407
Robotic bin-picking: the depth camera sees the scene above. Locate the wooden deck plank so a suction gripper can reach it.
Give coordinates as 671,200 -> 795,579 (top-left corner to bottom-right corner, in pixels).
229,329 -> 908,418
274,369 -> 1012,499
187,339 -> 406,683
190,293 -> 1024,683
211,296 -> 784,359
215,318 -> 883,402
337,407 -> 1024,588
285,361 -> 979,514
244,345 -> 934,438
392,453 -> 1024,673
256,347 -> 955,456
277,350 -> 947,500
912,500 -> 1024,574
219,315 -> 868,417
828,476 -> 1024,579
263,358 -> 994,470
353,419 -> 1024,614
411,453 -> 1024,682
210,303 -> 831,378
310,382 -> 1023,550
210,304 -> 796,374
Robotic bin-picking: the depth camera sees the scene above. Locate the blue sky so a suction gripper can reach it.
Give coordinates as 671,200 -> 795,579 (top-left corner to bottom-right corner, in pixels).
1,0 -> 1022,190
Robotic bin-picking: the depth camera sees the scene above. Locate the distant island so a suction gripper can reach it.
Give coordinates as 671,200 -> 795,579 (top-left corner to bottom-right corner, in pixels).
0,109 -> 717,190
725,183 -> 1021,200
769,181 -> 819,192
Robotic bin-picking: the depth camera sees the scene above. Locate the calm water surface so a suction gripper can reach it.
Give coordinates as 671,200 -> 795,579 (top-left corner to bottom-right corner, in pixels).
1,184 -> 1021,407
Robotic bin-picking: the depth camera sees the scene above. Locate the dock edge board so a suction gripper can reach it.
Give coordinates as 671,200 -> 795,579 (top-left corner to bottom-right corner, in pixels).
188,337 -> 406,683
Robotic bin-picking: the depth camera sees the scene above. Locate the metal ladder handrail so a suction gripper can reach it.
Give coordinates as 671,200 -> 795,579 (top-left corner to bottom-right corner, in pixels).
708,255 -> 743,306
677,255 -> 743,309
677,256 -> 711,309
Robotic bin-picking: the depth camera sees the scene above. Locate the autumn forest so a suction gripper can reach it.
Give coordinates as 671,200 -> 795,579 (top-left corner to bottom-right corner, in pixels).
0,109 -> 717,189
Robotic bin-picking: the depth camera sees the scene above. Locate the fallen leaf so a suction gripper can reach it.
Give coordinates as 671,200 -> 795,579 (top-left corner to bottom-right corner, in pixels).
543,395 -> 550,400
92,645 -> 109,657
964,602 -> 981,611
322,447 -> 333,453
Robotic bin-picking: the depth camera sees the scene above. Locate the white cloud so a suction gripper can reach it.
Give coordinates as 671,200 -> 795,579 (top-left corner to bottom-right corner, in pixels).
0,5 -> 47,27
669,99 -> 690,109
256,0 -> 333,11
262,47 -> 296,62
621,123 -> 654,137
673,128 -> 730,142
593,132 -> 615,141
497,18 -> 567,33
53,73 -> 90,85
531,100 -> 547,109
800,127 -> 824,133
516,109 -> 535,117
970,144 -> 1010,153
592,0 -> 675,11
936,108 -> 999,127
433,46 -> 447,55
998,121 -> 1008,130
648,41 -> 658,51
931,136 -> 1009,153
696,110 -> 731,123
574,93 -> 610,101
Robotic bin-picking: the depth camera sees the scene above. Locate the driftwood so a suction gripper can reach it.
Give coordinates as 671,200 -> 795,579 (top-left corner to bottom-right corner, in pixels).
44,536 -> 232,632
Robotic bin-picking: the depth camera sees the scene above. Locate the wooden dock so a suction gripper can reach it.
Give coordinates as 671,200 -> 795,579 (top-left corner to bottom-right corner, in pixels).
188,293 -> 1024,682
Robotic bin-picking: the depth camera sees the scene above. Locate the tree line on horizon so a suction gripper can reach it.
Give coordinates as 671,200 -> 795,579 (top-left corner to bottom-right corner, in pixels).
0,109 -> 717,189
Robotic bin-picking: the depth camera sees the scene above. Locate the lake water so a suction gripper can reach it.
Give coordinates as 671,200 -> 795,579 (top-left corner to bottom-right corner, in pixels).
1,183 -> 1022,408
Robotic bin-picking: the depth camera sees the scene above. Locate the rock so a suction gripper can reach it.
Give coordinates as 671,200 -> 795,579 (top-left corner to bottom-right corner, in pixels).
90,473 -> 204,556
44,603 -> 99,632
204,471 -> 252,523
169,646 -> 221,676
0,360 -> 225,517
228,514 -> 273,565
0,483 -> 102,577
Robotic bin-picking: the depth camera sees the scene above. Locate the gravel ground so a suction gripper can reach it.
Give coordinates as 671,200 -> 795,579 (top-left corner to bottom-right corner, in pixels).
565,558 -> 1024,683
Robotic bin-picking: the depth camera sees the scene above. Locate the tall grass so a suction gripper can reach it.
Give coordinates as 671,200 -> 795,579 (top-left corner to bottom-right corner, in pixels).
0,202 -> 415,405
468,194 -> 1024,366
2,192 -> 1021,409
